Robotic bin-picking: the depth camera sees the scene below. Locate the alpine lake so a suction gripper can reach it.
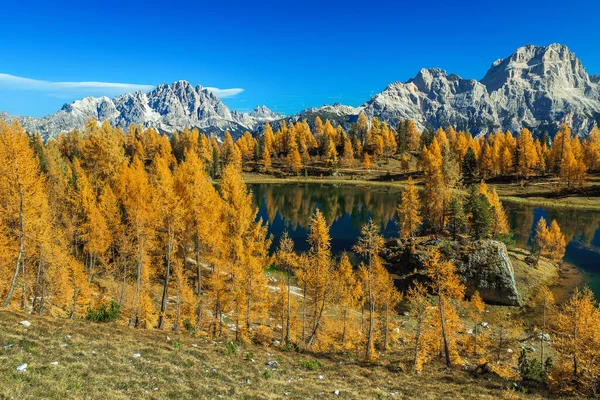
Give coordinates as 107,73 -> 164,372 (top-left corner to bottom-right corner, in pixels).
250,183 -> 600,299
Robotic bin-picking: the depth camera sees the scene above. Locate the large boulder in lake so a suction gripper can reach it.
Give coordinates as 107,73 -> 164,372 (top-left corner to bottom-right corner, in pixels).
383,239 -> 521,306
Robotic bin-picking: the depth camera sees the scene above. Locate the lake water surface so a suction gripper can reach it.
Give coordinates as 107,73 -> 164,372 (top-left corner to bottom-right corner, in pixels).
251,183 -> 600,297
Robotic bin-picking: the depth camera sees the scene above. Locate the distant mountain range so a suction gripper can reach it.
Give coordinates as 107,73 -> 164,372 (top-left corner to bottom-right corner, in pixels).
2,43 -> 600,140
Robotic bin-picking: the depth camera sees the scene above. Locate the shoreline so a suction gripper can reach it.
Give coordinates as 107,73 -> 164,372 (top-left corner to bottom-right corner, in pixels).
244,173 -> 600,211
549,261 -> 589,304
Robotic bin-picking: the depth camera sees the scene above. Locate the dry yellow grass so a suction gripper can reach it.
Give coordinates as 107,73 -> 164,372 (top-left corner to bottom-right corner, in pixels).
0,310 -> 556,400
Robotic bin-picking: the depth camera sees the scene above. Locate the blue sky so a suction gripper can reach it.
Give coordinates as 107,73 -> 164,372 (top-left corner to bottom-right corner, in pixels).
1,0 -> 599,117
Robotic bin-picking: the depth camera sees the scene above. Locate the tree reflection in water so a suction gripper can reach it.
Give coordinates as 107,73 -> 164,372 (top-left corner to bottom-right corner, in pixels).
252,183 -> 600,296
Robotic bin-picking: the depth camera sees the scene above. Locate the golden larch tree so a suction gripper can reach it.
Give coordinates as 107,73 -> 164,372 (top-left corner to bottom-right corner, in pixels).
397,177 -> 422,243
353,219 -> 385,360
424,250 -> 465,369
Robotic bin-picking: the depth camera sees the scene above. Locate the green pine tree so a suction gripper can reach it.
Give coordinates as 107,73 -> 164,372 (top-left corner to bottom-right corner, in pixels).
462,147 -> 478,182
447,196 -> 465,240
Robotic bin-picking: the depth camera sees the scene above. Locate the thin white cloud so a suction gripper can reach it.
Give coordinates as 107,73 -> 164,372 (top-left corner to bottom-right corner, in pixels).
205,87 -> 244,98
0,73 -> 155,93
0,73 -> 245,99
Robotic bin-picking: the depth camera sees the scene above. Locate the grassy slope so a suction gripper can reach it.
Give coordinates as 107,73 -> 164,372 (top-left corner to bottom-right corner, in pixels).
0,310 -> 547,400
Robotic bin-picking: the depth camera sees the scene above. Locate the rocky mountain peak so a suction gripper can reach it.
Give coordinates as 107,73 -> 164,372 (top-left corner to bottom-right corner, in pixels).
249,105 -> 283,121
2,43 -> 599,140
361,43 -> 600,136
3,80 -> 285,140
481,43 -> 592,93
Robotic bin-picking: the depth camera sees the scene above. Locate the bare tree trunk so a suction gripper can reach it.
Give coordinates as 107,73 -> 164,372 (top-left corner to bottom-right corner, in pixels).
20,258 -> 27,310
157,225 -> 173,330
540,303 -> 546,368
246,296 -> 252,331
3,185 -> 25,308
88,252 -> 96,283
302,283 -> 307,347
439,295 -> 452,369
234,293 -> 240,342
173,274 -> 181,332
307,292 -> 327,347
413,318 -> 422,371
119,256 -> 127,310
474,322 -> 478,356
195,238 -> 202,296
285,268 -> 291,345
33,252 -> 42,312
34,253 -> 46,314
131,226 -> 143,327
70,287 -> 78,319
383,304 -> 389,351
573,317 -> 578,377
195,299 -> 203,332
40,273 -> 46,315
366,299 -> 375,359
342,309 -> 348,349
361,305 -> 364,333
366,267 -> 374,360
281,290 -> 285,344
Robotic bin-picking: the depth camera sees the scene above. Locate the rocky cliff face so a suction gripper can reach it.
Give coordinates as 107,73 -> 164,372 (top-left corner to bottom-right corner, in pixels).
481,44 -> 600,136
363,68 -> 498,133
383,239 -> 521,306
282,44 -> 600,137
361,44 -> 600,136
3,81 -> 282,140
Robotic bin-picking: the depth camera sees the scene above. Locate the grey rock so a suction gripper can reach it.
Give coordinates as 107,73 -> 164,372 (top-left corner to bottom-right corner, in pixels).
452,240 -> 521,306
384,240 -> 521,306
538,333 -> 551,341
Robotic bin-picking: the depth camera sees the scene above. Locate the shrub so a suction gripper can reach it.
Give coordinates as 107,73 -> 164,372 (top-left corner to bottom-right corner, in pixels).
281,342 -> 297,352
223,341 -> 237,356
262,370 -> 272,379
86,301 -> 120,323
300,359 -> 321,371
518,349 -> 550,384
183,318 -> 194,332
